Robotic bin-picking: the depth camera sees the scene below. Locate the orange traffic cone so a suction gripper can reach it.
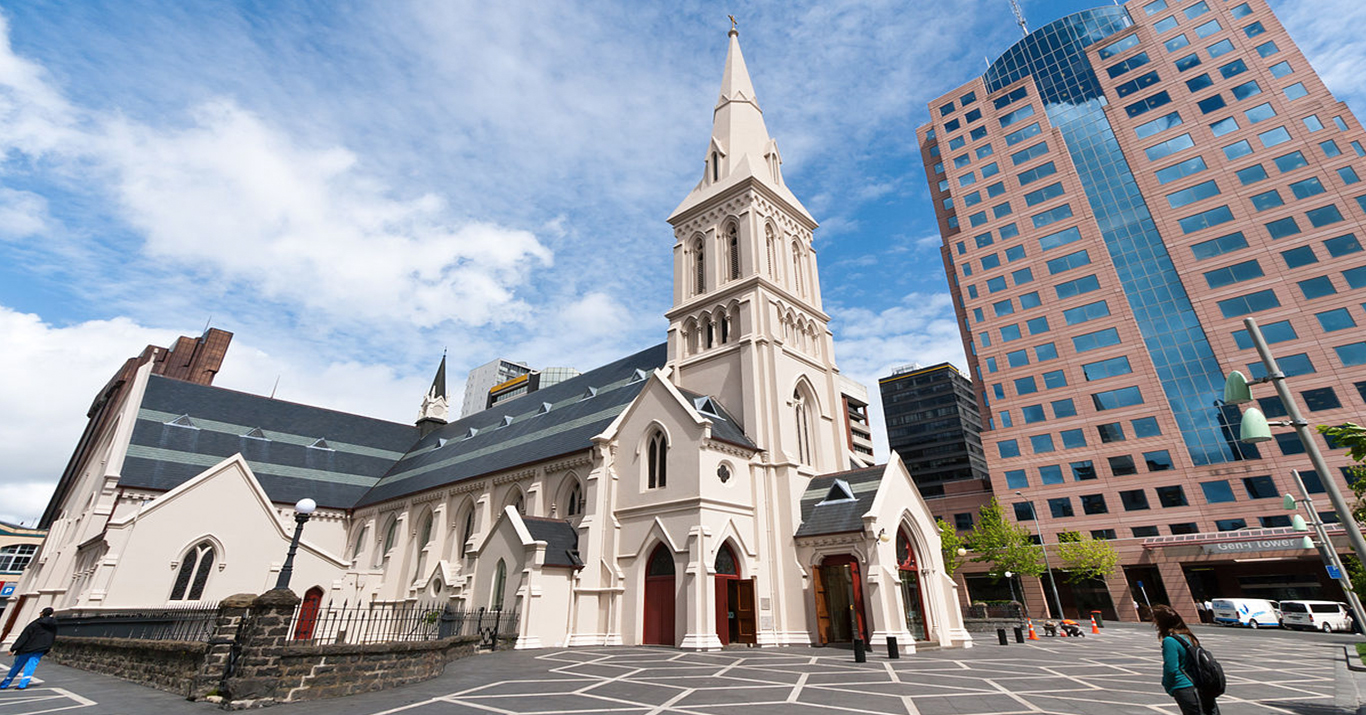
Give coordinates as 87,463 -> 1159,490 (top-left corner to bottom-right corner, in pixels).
1026,619 -> 1040,640
1091,615 -> 1100,634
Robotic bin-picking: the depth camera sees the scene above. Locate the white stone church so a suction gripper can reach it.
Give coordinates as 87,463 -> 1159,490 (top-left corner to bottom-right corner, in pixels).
2,28 -> 970,653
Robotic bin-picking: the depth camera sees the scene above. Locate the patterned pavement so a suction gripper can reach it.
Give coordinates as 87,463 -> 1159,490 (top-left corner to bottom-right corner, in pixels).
362,626 -> 1344,715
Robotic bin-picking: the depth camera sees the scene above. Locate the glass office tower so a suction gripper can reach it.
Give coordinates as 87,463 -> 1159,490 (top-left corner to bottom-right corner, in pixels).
919,0 -> 1366,618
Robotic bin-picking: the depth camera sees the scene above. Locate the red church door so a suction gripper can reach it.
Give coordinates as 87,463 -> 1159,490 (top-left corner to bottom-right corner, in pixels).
643,545 -> 676,645
294,586 -> 324,641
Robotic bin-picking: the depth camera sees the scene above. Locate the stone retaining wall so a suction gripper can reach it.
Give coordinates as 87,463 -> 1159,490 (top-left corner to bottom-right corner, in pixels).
277,636 -> 479,702
49,636 -> 207,697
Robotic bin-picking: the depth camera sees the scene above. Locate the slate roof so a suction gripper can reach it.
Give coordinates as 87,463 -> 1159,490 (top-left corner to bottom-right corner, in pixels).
794,465 -> 885,538
120,375 -> 417,509
354,343 -> 670,507
677,389 -> 757,450
522,516 -> 582,568
118,341 -> 757,513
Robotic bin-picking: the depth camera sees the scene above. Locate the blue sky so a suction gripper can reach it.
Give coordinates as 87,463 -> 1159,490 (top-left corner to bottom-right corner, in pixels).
2,0 -> 1363,524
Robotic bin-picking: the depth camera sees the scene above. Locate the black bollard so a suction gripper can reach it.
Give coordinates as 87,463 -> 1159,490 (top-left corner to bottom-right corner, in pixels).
853,637 -> 867,663
1014,626 -> 1025,643
997,628 -> 1008,645
887,636 -> 900,659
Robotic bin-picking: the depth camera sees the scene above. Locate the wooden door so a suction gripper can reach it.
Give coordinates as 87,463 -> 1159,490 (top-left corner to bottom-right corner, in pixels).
812,565 -> 830,645
735,578 -> 757,644
294,586 -> 324,641
643,545 -> 676,645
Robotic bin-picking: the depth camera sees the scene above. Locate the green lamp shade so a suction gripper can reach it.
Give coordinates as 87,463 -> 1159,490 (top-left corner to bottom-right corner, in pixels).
1224,370 -> 1253,405
1292,514 -> 1307,532
1283,494 -> 1297,510
1300,535 -> 1314,549
1239,407 -> 1274,443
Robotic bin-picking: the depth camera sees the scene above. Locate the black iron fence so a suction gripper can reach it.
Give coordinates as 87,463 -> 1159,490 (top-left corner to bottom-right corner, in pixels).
286,601 -> 519,648
55,602 -> 221,641
965,601 -> 1024,620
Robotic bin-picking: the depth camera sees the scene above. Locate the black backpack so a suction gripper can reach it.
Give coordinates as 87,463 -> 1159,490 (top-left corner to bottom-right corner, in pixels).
1177,635 -> 1226,699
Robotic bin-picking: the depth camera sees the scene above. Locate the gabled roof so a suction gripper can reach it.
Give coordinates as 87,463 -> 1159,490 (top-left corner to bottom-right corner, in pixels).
119,376 -> 417,509
794,465 -> 885,538
522,516 -> 582,568
354,343 -> 669,507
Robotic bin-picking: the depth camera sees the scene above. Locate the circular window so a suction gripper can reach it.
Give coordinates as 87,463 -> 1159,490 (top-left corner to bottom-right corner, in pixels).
717,464 -> 731,483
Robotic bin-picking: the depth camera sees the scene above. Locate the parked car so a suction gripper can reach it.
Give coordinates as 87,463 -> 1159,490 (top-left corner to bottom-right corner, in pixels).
1280,600 -> 1352,632
1211,598 -> 1281,628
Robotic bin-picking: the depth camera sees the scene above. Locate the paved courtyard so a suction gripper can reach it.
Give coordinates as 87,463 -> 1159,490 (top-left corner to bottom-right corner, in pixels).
0,624 -> 1356,714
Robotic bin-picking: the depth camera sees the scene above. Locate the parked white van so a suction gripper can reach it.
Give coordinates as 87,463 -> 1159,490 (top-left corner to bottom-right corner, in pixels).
1280,600 -> 1352,632
1211,598 -> 1280,628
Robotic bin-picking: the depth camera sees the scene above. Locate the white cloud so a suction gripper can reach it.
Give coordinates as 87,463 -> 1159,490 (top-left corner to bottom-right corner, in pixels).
0,187 -> 50,238
831,292 -> 969,460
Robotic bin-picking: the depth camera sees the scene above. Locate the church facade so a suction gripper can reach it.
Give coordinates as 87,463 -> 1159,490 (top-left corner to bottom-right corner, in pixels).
1,28 -> 970,653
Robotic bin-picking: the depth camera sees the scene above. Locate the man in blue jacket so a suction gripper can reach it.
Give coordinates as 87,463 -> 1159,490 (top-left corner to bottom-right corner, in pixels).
1,607 -> 57,690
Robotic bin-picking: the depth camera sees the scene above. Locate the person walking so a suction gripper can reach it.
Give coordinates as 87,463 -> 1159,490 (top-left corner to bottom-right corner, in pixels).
1152,604 -> 1218,715
1,607 -> 58,690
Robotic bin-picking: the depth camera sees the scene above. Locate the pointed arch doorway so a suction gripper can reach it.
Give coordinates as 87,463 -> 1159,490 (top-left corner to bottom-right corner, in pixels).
897,529 -> 931,641
811,555 -> 869,644
714,543 -> 756,645
643,545 -> 676,645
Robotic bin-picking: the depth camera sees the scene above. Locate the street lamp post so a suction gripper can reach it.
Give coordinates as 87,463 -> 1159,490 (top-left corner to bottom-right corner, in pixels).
1285,471 -> 1366,633
1224,316 -> 1366,585
1017,490 -> 1065,619
275,498 -> 317,591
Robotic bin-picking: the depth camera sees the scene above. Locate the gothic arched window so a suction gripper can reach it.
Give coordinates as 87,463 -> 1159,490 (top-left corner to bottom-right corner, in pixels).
567,480 -> 583,516
648,430 -> 668,489
727,223 -> 740,280
170,541 -> 215,601
694,239 -> 706,295
794,388 -> 815,466
460,508 -> 475,557
492,559 -> 507,610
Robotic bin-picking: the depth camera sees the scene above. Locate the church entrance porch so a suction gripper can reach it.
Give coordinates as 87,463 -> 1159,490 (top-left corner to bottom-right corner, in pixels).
714,543 -> 756,645
812,555 -> 869,644
643,545 -> 676,645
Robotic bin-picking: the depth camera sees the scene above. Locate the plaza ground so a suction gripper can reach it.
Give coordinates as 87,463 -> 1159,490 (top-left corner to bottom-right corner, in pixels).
0,623 -> 1358,714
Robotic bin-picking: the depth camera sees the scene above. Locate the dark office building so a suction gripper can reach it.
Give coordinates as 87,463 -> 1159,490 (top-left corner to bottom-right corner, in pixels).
878,363 -> 991,499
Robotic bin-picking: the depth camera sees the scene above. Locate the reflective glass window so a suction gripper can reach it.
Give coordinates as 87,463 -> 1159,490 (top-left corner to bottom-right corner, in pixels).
1166,180 -> 1221,208
1158,154 -> 1209,182
1244,102 -> 1276,123
1073,327 -> 1121,352
1190,231 -> 1247,259
1249,189 -> 1284,211
1063,300 -> 1110,325
1235,164 -> 1268,185
1217,289 -> 1279,318
1135,111 -> 1183,138
1203,259 -> 1263,288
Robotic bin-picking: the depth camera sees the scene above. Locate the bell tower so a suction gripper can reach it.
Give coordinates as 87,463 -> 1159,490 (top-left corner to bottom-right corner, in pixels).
666,25 -> 853,474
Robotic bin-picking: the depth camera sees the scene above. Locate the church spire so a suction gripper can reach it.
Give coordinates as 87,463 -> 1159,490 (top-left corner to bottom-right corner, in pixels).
416,353 -> 449,437
669,23 -> 814,223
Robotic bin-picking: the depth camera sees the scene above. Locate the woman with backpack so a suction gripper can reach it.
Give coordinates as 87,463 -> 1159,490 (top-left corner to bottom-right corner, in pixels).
1152,605 -> 1220,715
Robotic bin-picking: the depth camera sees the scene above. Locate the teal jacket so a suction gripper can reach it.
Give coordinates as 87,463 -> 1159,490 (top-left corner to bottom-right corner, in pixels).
1161,635 -> 1196,694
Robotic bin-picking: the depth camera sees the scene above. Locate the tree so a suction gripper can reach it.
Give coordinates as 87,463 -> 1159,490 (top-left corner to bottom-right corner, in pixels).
1318,422 -> 1366,596
1056,532 -> 1120,584
967,498 -> 1043,579
937,519 -> 967,576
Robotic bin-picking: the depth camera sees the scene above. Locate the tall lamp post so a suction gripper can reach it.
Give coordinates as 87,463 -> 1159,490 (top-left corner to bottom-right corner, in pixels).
1017,490 -> 1065,619
1223,316 -> 1366,586
1283,471 -> 1366,632
275,498 -> 317,590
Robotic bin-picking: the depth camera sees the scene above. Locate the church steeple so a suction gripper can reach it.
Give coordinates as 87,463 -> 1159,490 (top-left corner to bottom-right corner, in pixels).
416,353 -> 449,437
669,25 -> 813,224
